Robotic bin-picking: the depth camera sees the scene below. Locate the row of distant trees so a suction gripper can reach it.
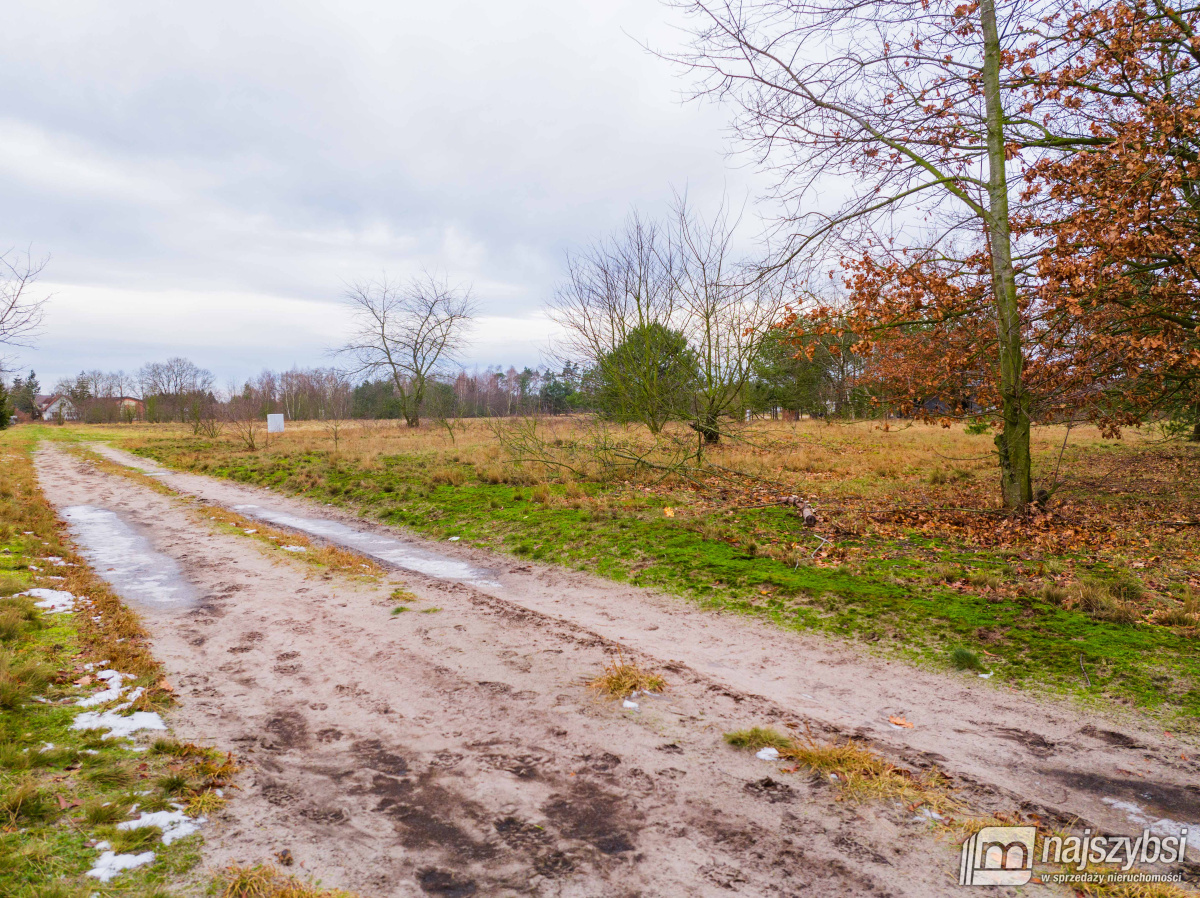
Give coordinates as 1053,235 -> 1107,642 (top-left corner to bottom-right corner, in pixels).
12,340 -> 858,428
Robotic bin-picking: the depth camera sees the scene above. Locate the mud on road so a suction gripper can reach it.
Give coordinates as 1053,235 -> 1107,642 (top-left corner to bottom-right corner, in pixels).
36,444 -> 1200,896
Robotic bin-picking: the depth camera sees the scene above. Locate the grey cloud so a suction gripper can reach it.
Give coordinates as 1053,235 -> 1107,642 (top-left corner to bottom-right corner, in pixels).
0,0 -> 764,382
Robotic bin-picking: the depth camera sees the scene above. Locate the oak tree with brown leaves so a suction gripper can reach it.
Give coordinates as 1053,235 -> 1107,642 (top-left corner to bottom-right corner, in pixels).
1026,0 -> 1200,440
668,0 -> 1200,503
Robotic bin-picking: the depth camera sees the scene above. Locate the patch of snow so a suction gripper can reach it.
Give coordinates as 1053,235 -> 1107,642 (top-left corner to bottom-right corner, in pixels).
977,672 -> 993,679
22,588 -> 76,613
86,850 -> 155,882
756,747 -> 780,761
244,529 -> 257,534
281,545 -> 307,552
77,671 -> 132,708
118,810 -> 203,845
94,840 -> 111,850
622,699 -> 639,710
72,709 -> 167,738
448,536 -> 461,541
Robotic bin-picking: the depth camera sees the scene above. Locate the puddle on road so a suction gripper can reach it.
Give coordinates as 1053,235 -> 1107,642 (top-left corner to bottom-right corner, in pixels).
62,505 -> 198,610
232,504 -> 499,587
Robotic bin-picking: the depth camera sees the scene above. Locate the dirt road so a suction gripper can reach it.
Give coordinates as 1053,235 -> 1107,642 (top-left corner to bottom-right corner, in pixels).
36,444 -> 1200,895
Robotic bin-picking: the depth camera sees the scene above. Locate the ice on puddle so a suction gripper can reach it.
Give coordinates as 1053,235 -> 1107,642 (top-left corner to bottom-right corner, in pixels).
22,588 -> 76,613
118,810 -> 203,845
622,699 -> 639,710
72,709 -> 167,738
755,747 -> 780,761
1102,797 -> 1191,838
87,850 -> 155,882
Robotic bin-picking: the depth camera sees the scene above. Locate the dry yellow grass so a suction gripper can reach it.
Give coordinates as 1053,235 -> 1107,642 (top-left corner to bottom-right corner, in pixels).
218,864 -> 360,898
96,414 -> 1150,496
588,651 -> 667,699
725,724 -> 958,812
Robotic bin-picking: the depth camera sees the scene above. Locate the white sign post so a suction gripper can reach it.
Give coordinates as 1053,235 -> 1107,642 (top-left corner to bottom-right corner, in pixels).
267,414 -> 285,434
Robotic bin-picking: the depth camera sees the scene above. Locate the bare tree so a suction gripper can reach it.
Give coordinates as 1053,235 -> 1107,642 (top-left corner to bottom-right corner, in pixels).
662,0 -> 1080,506
139,357 -> 215,422
338,272 -> 476,428
316,369 -> 353,452
550,203 -> 788,443
223,383 -> 263,451
549,213 -> 686,434
668,193 -> 790,444
0,250 -> 50,371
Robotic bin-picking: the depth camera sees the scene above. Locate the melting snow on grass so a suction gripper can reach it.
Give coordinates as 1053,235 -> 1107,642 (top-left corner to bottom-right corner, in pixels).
87,850 -> 155,882
76,670 -> 130,707
22,588 -> 76,613
72,709 -> 166,738
72,671 -> 165,737
119,809 -> 204,845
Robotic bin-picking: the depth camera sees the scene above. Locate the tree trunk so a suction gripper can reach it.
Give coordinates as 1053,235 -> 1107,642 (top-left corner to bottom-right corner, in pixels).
981,0 -> 1033,508
691,412 -> 720,444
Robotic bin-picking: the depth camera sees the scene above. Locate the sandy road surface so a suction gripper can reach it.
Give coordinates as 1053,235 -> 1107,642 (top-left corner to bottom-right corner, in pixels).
36,444 -> 1200,894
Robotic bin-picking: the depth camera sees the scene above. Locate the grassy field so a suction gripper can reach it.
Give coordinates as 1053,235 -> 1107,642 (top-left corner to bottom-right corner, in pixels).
46,415 -> 1200,725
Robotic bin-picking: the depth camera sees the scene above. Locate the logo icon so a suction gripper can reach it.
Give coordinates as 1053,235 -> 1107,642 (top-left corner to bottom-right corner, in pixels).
959,826 -> 1037,886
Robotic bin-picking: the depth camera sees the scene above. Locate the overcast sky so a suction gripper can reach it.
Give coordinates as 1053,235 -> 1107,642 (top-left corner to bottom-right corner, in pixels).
0,0 -> 767,388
